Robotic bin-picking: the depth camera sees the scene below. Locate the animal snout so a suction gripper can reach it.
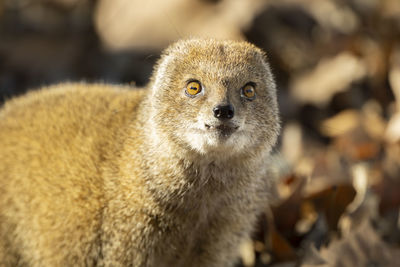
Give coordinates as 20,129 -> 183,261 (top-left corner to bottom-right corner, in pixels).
213,104 -> 234,120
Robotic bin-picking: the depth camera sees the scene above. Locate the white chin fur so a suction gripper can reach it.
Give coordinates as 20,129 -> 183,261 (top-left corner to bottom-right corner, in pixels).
184,130 -> 251,155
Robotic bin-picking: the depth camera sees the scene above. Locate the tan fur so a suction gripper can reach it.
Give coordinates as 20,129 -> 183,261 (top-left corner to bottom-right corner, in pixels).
0,39 -> 280,267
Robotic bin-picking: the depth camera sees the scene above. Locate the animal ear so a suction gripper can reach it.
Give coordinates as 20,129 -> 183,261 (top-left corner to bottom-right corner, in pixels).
256,48 -> 270,66
256,49 -> 276,91
251,46 -> 271,71
255,49 -> 270,68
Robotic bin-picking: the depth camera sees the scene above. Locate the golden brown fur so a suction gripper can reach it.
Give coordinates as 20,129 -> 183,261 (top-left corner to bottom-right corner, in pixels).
0,39 -> 280,266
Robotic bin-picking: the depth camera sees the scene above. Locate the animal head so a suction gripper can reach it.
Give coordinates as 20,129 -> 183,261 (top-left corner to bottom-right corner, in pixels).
149,39 -> 280,156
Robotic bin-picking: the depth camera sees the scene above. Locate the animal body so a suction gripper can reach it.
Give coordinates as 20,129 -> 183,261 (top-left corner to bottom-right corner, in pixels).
0,39 -> 280,266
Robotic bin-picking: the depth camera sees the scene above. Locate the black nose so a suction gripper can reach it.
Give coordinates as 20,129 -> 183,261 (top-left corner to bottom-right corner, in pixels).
213,104 -> 234,120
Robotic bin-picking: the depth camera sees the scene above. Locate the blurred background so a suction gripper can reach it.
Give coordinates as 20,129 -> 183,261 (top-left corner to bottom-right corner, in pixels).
1,0 -> 400,266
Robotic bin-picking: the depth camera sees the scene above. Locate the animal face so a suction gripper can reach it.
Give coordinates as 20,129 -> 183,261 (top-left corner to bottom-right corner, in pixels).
150,39 -> 280,156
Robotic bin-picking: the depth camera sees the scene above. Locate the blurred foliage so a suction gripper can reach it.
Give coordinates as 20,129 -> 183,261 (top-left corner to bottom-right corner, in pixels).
1,0 -> 400,266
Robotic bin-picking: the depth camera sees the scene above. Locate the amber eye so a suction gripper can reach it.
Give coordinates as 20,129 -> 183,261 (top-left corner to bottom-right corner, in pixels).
185,81 -> 202,97
241,83 -> 256,100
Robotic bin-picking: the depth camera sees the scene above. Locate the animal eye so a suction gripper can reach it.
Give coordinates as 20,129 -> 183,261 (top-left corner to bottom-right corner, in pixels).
241,83 -> 256,100
186,81 -> 202,96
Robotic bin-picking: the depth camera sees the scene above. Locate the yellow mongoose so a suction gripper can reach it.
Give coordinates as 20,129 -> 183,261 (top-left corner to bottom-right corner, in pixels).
0,39 -> 280,266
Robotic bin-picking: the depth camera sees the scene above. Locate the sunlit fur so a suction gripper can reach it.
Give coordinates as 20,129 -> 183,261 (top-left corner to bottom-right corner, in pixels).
0,39 -> 280,267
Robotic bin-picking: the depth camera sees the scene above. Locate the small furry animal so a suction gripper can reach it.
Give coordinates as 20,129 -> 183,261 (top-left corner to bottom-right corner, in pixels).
0,39 -> 280,267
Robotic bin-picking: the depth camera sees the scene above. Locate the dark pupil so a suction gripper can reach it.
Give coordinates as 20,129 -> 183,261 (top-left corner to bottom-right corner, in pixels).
246,88 -> 252,94
190,86 -> 198,91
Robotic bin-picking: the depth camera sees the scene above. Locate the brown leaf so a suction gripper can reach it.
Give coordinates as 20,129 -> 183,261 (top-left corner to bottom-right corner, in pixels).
306,185 -> 356,231
94,0 -> 266,51
269,227 -> 298,262
302,221 -> 400,267
373,172 -> 400,215
291,52 -> 367,107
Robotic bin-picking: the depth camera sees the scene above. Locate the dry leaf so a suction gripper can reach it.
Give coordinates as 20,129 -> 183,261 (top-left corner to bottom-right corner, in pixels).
373,172 -> 400,215
339,164 -> 379,234
306,185 -> 356,231
281,122 -> 303,165
239,238 -> 255,267
305,0 -> 360,34
302,221 -> 400,267
94,0 -> 266,51
362,100 -> 386,140
385,49 -> 400,142
269,228 -> 298,262
291,52 -> 367,107
320,110 -> 359,137
301,244 -> 327,267
382,0 -> 400,19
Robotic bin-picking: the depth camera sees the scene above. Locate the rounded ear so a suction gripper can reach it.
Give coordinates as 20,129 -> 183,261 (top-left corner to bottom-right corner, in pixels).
256,49 -> 276,92
149,51 -> 175,97
149,39 -> 195,96
257,49 -> 272,70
